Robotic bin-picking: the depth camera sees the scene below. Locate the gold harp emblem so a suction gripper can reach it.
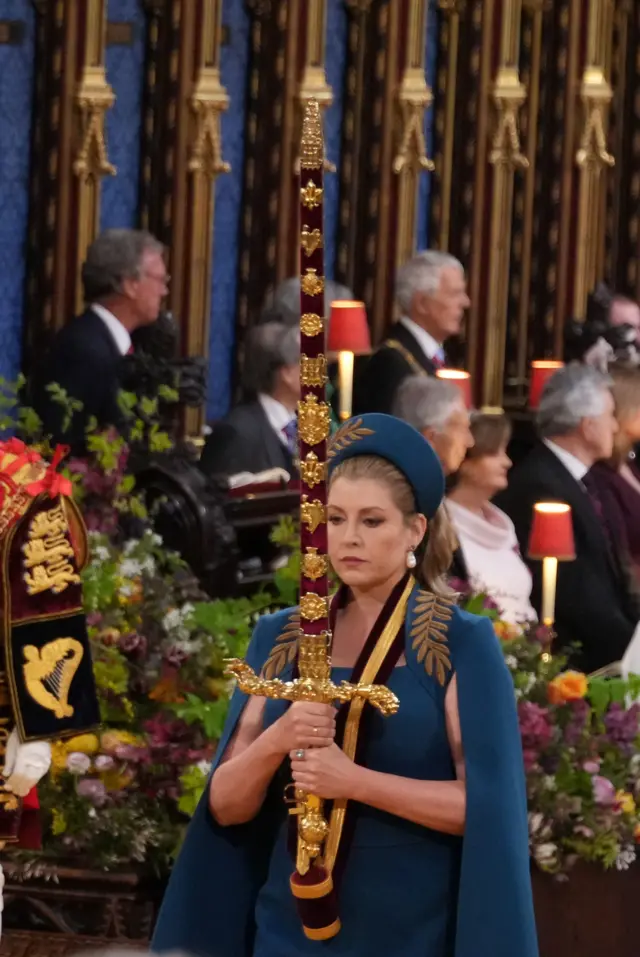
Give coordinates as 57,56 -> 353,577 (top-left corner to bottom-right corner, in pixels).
301,354 -> 328,388
301,226 -> 323,256
23,638 -> 83,719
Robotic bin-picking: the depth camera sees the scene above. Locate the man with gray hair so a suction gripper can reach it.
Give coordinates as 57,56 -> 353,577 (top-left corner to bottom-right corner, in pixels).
393,375 -> 473,474
496,363 -> 636,672
200,323 -> 300,479
355,250 -> 470,414
33,228 -> 167,450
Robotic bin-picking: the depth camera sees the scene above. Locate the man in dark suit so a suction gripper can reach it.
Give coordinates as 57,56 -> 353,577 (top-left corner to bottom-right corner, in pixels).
354,250 -> 470,415
200,323 -> 300,480
495,364 -> 637,674
32,229 -> 167,451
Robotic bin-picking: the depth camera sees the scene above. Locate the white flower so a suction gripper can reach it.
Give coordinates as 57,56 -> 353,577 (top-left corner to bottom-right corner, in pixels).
533,842 -> 558,868
92,546 -> 110,563
615,846 -> 636,871
181,603 -> 195,620
119,558 -> 142,579
528,812 -> 544,835
94,755 -> 115,771
66,752 -> 91,775
123,539 -> 138,556
197,760 -> 211,775
119,581 -> 135,598
504,655 -> 518,670
163,609 -> 181,631
140,556 -> 156,576
543,776 -> 557,791
150,532 -> 162,546
88,808 -> 97,819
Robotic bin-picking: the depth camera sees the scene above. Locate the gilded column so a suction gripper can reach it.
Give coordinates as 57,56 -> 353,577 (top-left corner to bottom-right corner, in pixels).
433,0 -> 465,252
393,0 -> 434,267
183,0 -> 230,433
482,0 -> 528,407
573,0 -> 615,320
72,0 -> 115,313
23,0 -> 114,367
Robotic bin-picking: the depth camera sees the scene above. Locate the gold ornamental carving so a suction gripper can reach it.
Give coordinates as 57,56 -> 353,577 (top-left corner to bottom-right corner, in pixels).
298,395 -> 331,445
188,71 -> 231,179
575,75 -> 614,170
73,68 -> 116,181
393,70 -> 435,174
301,496 -> 326,533
301,226 -> 323,256
301,182 -> 324,209
301,269 -> 324,296
302,548 -> 329,581
296,17 -> 334,172
300,313 -> 324,337
301,354 -> 329,387
489,69 -> 529,169
300,451 -> 326,487
300,592 -> 329,622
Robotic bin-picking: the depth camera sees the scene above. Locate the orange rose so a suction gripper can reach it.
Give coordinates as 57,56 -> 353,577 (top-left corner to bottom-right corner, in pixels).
548,670 -> 588,704
634,823 -> 640,843
494,620 -> 521,642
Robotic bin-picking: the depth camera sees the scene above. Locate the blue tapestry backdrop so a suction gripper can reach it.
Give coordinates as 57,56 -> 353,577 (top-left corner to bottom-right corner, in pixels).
207,0 -> 251,421
324,0 -> 348,282
0,0 -> 35,385
416,0 -> 438,252
102,0 -> 147,231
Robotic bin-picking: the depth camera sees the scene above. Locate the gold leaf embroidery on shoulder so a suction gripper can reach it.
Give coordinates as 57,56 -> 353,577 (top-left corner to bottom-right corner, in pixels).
410,590 -> 453,686
327,418 -> 374,458
261,612 -> 301,679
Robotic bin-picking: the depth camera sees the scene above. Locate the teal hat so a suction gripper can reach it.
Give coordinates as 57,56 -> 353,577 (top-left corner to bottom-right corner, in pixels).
327,413 -> 445,519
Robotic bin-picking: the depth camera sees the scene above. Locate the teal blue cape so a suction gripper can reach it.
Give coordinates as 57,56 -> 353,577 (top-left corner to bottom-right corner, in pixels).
152,585 -> 538,957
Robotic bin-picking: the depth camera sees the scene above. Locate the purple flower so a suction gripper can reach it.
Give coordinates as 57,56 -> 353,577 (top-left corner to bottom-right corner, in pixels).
94,755 -> 115,771
564,698 -> 590,746
604,703 -> 640,754
519,701 -> 553,751
583,760 -> 600,774
592,775 -> 616,806
77,778 -> 107,807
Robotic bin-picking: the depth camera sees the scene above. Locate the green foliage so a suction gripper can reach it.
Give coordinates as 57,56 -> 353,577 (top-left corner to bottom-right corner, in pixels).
178,764 -> 209,818
172,693 -> 229,741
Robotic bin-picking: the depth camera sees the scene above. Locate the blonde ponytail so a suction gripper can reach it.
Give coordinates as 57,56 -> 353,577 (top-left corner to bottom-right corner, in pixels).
417,503 -> 457,598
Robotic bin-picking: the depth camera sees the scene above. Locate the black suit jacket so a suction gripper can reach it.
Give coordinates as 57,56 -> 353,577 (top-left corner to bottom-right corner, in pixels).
200,401 -> 294,479
494,442 -> 636,673
353,321 -> 439,415
32,309 -> 126,452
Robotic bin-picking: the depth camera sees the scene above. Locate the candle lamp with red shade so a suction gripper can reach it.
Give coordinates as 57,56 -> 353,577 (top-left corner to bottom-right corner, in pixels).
328,301 -> 371,420
527,502 -> 575,655
435,368 -> 473,409
528,360 -> 564,410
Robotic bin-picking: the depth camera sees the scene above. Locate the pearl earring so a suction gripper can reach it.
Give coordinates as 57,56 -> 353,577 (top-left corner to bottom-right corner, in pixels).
406,549 -> 417,569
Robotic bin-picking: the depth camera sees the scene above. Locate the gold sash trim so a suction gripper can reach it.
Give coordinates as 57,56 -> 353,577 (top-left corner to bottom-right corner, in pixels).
384,340 -> 427,376
322,576 -> 414,873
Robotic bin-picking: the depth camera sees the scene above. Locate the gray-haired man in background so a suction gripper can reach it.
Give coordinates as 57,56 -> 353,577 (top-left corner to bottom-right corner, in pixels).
355,250 -> 470,415
32,229 -> 167,451
393,375 -> 473,475
496,363 -> 637,673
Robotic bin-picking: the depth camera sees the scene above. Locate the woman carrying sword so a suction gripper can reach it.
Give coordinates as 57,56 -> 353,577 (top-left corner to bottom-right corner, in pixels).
152,101 -> 537,957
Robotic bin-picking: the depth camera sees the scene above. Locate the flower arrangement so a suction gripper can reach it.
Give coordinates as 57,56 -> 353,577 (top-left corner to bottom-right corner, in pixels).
31,527 -> 273,875
457,586 -> 640,877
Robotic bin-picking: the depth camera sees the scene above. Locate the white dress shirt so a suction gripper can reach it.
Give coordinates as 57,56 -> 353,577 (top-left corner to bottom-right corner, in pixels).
258,394 -> 295,447
543,439 -> 589,483
399,316 -> 444,362
91,304 -> 132,356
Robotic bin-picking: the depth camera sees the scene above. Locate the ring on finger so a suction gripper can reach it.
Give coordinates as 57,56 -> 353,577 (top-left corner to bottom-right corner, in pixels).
295,749 -> 305,760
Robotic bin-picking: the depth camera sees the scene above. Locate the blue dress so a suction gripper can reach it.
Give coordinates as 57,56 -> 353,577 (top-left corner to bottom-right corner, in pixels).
152,584 -> 539,957
254,666 -> 459,956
